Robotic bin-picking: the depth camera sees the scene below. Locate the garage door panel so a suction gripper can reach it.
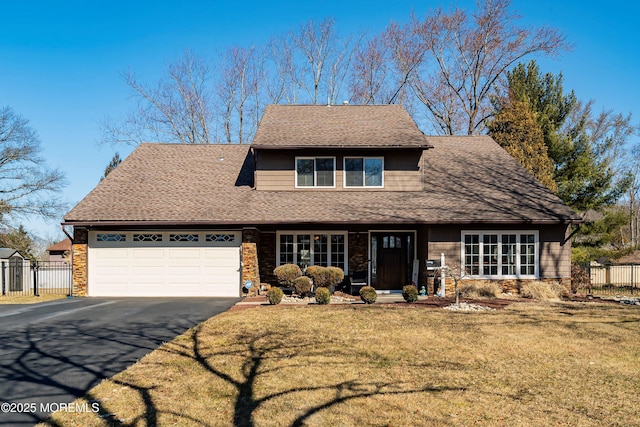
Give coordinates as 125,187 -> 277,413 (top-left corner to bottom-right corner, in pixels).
132,248 -> 164,259
88,231 -> 241,297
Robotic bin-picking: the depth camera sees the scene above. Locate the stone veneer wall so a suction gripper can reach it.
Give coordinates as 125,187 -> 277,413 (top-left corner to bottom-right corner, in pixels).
72,228 -> 88,297
241,242 -> 260,295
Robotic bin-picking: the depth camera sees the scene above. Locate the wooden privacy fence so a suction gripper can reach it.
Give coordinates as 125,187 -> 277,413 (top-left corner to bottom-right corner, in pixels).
1,260 -> 73,297
584,263 -> 640,295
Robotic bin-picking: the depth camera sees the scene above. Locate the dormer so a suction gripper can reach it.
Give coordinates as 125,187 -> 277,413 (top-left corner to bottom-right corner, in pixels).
250,104 -> 432,191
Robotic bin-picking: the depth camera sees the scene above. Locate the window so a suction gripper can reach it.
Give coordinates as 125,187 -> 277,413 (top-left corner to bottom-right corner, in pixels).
277,231 -> 347,273
133,233 -> 162,242
169,233 -> 199,242
205,234 -> 236,242
97,233 -> 126,242
344,157 -> 383,187
462,231 -> 538,278
296,157 -> 335,187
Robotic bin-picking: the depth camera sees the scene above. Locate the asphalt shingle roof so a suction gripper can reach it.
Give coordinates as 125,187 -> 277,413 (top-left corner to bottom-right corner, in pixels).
64,137 -> 580,226
251,104 -> 431,149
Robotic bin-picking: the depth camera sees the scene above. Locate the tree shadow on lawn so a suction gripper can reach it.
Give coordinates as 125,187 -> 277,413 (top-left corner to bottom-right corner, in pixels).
0,317 -> 206,427
85,301 -> 640,427
152,325 -> 467,427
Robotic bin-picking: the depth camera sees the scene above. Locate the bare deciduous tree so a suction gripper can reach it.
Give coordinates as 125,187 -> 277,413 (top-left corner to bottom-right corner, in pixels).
216,46 -> 262,143
103,50 -> 214,145
263,34 -> 300,104
292,18 -> 358,105
409,0 -> 569,135
0,106 -> 66,222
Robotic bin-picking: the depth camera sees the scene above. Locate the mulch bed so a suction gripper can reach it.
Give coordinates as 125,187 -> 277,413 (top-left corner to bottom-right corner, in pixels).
229,293 -> 625,312
230,294 -> 518,311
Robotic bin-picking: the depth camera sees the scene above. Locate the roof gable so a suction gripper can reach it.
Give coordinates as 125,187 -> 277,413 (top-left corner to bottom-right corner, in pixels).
64,137 -> 580,226
251,104 -> 431,149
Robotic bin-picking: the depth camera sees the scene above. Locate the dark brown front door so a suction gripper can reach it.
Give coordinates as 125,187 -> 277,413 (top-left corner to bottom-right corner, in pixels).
371,233 -> 413,290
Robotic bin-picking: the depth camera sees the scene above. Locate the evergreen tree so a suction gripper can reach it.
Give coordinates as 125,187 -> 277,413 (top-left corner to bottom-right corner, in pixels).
488,99 -> 556,192
498,60 -> 629,211
101,152 -> 122,181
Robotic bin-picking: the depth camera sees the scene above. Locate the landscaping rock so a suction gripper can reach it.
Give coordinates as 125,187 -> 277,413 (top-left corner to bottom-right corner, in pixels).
443,302 -> 496,312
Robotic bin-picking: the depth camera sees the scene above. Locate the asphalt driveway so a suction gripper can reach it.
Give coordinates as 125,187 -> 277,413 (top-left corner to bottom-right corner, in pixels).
0,297 -> 239,426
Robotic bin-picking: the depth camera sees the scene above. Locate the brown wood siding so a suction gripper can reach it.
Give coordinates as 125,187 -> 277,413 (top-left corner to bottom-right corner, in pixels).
539,224 -> 572,279
254,148 -> 423,191
426,224 -> 572,279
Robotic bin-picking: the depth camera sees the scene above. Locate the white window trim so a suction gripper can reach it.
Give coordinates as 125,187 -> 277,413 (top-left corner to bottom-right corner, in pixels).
295,157 -> 337,188
460,230 -> 539,279
343,156 -> 384,188
276,231 -> 348,274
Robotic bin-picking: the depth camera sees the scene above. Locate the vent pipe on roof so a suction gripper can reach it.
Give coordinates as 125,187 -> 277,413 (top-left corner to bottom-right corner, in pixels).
343,100 -> 349,105
218,148 -> 224,161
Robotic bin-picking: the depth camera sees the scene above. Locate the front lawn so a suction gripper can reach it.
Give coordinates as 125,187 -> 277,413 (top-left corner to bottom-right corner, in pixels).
43,301 -> 640,426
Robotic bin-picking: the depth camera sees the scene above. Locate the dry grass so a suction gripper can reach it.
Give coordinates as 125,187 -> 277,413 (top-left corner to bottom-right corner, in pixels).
43,301 -> 640,427
521,281 -> 565,301
459,281 -> 502,298
0,294 -> 69,304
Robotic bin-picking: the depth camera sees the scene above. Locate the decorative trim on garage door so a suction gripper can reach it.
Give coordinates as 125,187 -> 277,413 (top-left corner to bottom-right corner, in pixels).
90,231 -> 241,247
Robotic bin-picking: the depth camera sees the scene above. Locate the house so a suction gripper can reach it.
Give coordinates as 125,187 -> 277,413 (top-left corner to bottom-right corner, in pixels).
0,248 -> 28,293
46,238 -> 72,262
63,104 -> 581,297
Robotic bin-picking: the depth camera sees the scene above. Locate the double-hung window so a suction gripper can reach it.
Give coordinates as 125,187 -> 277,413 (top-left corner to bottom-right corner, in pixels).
462,231 -> 538,278
277,231 -> 347,273
296,157 -> 335,187
344,157 -> 383,187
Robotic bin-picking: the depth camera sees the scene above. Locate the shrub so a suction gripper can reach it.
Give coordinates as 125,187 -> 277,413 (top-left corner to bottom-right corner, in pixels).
293,276 -> 312,296
359,286 -> 377,304
305,265 -> 329,287
326,266 -> 345,288
266,287 -> 284,305
571,263 -> 590,294
273,264 -> 302,287
402,284 -> 419,303
459,281 -> 502,298
315,286 -> 331,305
520,281 -> 562,301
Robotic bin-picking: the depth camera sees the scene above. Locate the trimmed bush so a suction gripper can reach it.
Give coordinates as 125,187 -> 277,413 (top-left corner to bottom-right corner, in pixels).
402,284 -> 419,303
293,276 -> 312,296
273,264 -> 302,287
459,281 -> 502,299
359,286 -> 377,304
326,266 -> 345,288
315,286 -> 331,305
266,287 -> 284,305
520,281 -> 562,301
305,265 -> 329,288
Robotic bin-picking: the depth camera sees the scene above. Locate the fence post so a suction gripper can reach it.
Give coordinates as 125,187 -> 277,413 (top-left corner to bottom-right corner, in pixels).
32,260 -> 39,297
1,261 -> 5,296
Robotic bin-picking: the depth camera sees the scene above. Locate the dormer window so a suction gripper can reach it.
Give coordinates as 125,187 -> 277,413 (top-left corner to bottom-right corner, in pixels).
344,157 -> 384,187
296,157 -> 336,188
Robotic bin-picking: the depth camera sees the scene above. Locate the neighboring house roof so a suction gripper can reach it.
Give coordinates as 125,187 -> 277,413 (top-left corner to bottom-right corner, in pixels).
0,248 -> 26,259
64,137 -> 580,227
47,238 -> 72,252
251,104 -> 432,149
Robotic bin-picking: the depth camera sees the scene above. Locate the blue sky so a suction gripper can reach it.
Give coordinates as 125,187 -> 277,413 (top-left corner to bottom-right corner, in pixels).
1,0 -> 638,240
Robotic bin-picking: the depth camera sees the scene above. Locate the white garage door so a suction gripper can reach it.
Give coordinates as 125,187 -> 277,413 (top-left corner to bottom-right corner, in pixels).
88,231 -> 241,297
